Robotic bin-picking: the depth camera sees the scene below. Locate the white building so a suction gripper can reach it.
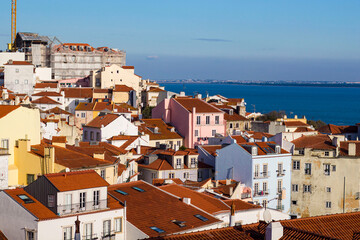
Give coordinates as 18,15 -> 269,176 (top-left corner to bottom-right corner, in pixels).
198,138 -> 292,214
0,148 -> 9,189
4,60 -> 35,95
0,170 -> 125,240
83,114 -> 138,142
61,87 -> 93,114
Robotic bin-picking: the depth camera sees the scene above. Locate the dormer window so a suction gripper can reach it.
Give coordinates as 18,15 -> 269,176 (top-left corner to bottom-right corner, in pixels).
194,214 -> 208,222
150,226 -> 165,233
176,158 -> 182,168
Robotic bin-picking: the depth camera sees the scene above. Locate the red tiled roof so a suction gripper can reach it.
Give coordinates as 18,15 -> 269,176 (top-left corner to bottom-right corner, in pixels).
201,145 -> 222,156
122,66 -> 134,69
153,178 -> 184,186
283,121 -> 309,127
231,135 -> 247,143
34,83 -> 58,89
246,131 -> 274,140
31,96 -> 61,105
138,159 -> 174,171
93,89 -> 112,94
114,85 -> 134,92
75,102 -> 95,111
44,170 -> 109,192
148,87 -> 166,92
0,105 -> 20,119
224,112 -> 248,121
46,107 -> 72,116
52,136 -> 67,143
4,61 -> 32,65
61,88 -> 93,98
174,98 -> 223,113
318,124 -> 358,135
339,141 -> 360,157
86,114 -> 119,128
0,231 -> 7,240
291,134 -> 336,150
32,91 -> 62,97
223,199 -> 261,211
294,127 -> 316,132
108,181 -> 221,237
139,119 -> 183,141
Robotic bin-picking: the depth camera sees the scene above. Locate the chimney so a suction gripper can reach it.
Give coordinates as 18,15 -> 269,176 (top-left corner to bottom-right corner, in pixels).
226,179 -> 231,185
136,145 -> 141,155
8,59 -> 13,65
75,138 -> 79,147
348,142 -> 356,156
229,186 -> 234,196
262,136 -> 268,142
183,197 -> 191,205
15,96 -> 20,105
214,180 -> 219,187
265,222 -> 283,240
275,145 -> 281,154
294,115 -> 298,119
180,91 -> 185,97
332,137 -> 340,147
229,202 -> 236,227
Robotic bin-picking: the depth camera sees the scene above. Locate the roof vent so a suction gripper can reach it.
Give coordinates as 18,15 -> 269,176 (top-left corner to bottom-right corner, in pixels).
183,197 -> 191,205
172,220 -> 186,228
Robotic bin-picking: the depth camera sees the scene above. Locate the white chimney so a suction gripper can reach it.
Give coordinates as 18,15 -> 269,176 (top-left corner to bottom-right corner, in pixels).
265,222 -> 283,240
332,137 -> 340,147
349,142 -> 356,156
136,145 -> 141,155
180,91 -> 185,97
183,198 -> 191,205
229,202 -> 236,227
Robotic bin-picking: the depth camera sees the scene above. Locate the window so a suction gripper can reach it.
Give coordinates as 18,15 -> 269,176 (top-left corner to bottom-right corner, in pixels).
177,141 -> 181,146
277,180 -> 282,193
103,220 -> 111,237
292,184 -> 299,192
332,165 -> 336,171
176,158 -> 182,168
292,200 -> 297,205
198,171 -> 202,179
326,187 -> 331,193
81,112 -> 86,118
304,185 -> 311,193
63,226 -> 72,240
84,223 -> 93,240
196,116 -> 201,125
254,183 -> 259,195
305,163 -> 311,175
215,116 -> 219,124
262,199 -> 267,208
115,190 -> 128,195
115,218 -> 122,232
93,190 -> 100,206
326,201 -> 332,208
324,164 -> 330,176
229,123 -> 233,129
184,172 -> 189,179
194,214 -> 208,222
101,169 -> 106,179
96,132 -> 100,141
263,164 -> 268,177
325,151 -> 329,156
80,192 -> 86,209
150,226 -> 165,233
90,131 -> 94,140
195,130 -> 198,137
299,149 -> 304,155
263,182 -> 268,192
27,174 -> 35,185
293,160 -> 300,170
15,79 -> 19,84
152,173 -> 156,179
132,187 -> 146,192
48,194 -> 55,207
169,173 -> 175,179
17,194 -> 34,204
277,163 -> 283,176
212,130 -> 216,137
1,139 -> 9,149
84,130 -> 88,140
15,68 -> 19,73
24,79 -> 28,84
235,123 -> 239,128
206,116 -> 210,124
254,165 -> 259,178
191,158 -> 196,166
26,230 -> 34,240
64,194 -> 72,211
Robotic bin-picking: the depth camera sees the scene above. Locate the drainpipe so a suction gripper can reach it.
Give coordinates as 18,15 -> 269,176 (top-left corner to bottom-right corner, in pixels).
124,200 -> 127,239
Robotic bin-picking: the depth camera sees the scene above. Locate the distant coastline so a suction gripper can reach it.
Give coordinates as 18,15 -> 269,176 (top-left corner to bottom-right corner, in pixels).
156,80 -> 360,88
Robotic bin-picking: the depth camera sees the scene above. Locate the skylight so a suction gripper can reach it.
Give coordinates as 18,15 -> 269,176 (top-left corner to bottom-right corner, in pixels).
132,187 -> 146,192
194,214 -> 209,222
115,190 -> 128,195
17,194 -> 35,204
172,220 -> 186,228
150,226 -> 165,233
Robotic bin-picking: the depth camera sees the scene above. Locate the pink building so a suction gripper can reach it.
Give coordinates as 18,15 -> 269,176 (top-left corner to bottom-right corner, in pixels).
152,97 -> 226,148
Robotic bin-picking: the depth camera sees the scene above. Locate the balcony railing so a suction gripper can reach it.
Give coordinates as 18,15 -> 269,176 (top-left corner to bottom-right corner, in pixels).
254,171 -> 270,179
101,231 -> 116,240
57,199 -> 107,215
82,233 -> 98,240
277,205 -> 285,210
0,148 -> 9,155
277,170 -> 285,177
253,190 -> 270,197
241,193 -> 252,199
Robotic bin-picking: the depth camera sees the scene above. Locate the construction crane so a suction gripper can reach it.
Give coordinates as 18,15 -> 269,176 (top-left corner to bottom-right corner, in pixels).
7,0 -> 17,51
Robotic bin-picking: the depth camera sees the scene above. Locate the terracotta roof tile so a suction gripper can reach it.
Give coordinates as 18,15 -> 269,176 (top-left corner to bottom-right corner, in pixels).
201,145 -> 222,156
85,114 -> 119,128
0,105 -> 20,119
149,87 -> 166,92
46,107 -> 72,115
61,88 -> 93,98
108,181 -> 221,237
138,159 -> 174,171
44,170 -> 109,192
231,135 -> 247,143
31,96 -> 61,105
339,141 -> 360,157
52,136 -> 67,143
318,124 -> 358,135
34,83 -> 58,89
175,98 -> 223,113
223,199 -> 261,211
4,61 -> 32,65
283,121 -> 309,127
224,112 -> 249,121
0,231 -> 7,240
294,127 -> 316,132
292,134 -> 336,150
75,102 -> 95,111
153,178 -> 184,186
122,66 -> 134,69
114,85 -> 134,92
139,119 -> 183,141
32,91 -> 62,97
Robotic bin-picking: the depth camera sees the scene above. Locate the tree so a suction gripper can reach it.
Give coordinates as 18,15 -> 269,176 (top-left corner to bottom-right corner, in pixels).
308,120 -> 327,130
257,110 -> 286,121
142,106 -> 154,119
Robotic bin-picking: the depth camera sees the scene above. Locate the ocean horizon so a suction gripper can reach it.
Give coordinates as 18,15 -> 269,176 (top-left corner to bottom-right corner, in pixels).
161,82 -> 360,126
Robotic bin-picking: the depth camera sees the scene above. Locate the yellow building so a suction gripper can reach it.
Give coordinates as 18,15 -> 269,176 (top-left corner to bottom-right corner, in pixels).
276,114 -> 307,124
0,105 -> 41,186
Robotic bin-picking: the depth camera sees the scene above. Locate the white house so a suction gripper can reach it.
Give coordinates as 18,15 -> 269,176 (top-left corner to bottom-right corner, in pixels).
198,138 -> 292,214
40,119 -> 60,140
0,170 -> 125,240
61,87 -> 93,114
31,96 -> 63,111
83,114 -> 138,142
3,60 -> 35,95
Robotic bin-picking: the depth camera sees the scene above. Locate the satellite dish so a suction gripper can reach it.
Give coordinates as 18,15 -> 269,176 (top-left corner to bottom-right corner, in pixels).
263,209 -> 272,224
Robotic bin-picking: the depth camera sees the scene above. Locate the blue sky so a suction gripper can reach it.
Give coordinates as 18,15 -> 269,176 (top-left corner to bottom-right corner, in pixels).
0,0 -> 359,81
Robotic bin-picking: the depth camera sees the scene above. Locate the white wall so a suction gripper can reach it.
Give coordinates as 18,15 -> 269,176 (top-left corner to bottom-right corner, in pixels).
0,52 -> 25,66
101,116 -> 138,141
126,221 -> 148,240
35,68 -> 52,80
4,64 -> 35,95
0,191 -> 38,240
0,154 -> 8,189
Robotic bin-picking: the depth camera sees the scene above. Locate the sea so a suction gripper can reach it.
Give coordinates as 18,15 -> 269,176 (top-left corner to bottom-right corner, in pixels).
161,83 -> 360,126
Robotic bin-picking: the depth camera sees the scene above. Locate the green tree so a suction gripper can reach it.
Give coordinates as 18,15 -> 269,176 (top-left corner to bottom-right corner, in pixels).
142,106 -> 154,119
308,120 -> 327,130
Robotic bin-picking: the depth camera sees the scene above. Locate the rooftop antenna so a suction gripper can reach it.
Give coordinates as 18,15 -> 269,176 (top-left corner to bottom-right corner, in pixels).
263,209 -> 272,223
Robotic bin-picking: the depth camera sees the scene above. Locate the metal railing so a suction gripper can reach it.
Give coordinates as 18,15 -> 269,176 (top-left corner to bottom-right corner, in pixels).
253,190 -> 270,197
0,148 -> 9,155
101,231 -> 116,240
82,233 -> 98,240
277,205 -> 285,210
57,199 -> 107,215
241,193 -> 252,199
254,171 -> 270,179
277,170 -> 285,177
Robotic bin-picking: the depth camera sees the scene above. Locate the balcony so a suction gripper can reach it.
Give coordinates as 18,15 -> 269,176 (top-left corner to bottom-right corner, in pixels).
276,205 -> 285,210
57,199 -> 107,215
101,231 -> 116,240
82,234 -> 98,240
253,190 -> 270,197
241,193 -> 252,199
0,148 -> 9,155
254,171 -> 270,179
277,170 -> 286,177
